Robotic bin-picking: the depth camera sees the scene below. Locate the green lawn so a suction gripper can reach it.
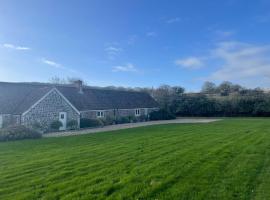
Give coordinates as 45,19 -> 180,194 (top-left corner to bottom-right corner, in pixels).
1,119 -> 270,200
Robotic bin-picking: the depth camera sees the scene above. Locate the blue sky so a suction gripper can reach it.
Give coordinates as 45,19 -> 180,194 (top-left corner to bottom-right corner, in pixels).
1,0 -> 270,91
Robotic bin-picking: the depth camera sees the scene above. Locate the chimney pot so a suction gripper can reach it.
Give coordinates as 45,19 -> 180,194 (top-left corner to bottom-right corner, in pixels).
74,80 -> 83,94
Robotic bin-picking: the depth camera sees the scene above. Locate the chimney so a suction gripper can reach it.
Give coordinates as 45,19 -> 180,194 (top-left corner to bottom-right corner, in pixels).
74,80 -> 83,94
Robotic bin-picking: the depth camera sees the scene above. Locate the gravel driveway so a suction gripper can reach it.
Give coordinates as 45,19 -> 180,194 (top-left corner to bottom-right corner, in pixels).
44,118 -> 221,138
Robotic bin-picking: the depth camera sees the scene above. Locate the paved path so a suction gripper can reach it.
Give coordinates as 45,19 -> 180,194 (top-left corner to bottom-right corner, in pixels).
44,118 -> 221,138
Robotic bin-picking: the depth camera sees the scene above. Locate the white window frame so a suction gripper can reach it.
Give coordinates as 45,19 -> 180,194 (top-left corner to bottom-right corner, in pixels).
135,109 -> 140,116
0,115 -> 3,128
145,108 -> 148,115
96,111 -> 104,118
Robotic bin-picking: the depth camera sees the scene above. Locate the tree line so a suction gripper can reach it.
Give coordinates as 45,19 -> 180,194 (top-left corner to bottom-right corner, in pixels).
49,77 -> 270,117
147,82 -> 270,117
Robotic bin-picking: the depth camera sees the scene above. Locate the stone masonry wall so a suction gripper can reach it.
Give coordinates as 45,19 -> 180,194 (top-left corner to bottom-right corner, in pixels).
81,108 -> 158,120
0,114 -> 21,128
81,110 -> 114,119
22,90 -> 80,130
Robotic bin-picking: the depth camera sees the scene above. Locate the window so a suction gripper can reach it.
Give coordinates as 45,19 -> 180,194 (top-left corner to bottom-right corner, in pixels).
135,109 -> 140,116
60,114 -> 65,119
96,111 -> 104,118
0,115 -> 3,129
145,108 -> 148,115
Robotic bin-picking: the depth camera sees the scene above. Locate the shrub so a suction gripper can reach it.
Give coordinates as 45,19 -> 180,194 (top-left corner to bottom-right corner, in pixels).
149,109 -> 176,121
80,118 -> 103,128
139,115 -> 148,122
116,116 -> 130,124
0,125 -> 42,142
31,122 -> 43,133
67,120 -> 78,130
50,120 -> 63,131
100,116 -> 115,126
128,115 -> 138,123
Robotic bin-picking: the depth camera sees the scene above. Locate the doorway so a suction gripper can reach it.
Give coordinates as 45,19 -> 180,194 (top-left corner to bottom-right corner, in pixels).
59,112 -> 67,131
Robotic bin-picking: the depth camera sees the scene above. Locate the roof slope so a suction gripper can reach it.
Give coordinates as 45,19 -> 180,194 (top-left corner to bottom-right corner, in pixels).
0,82 -> 158,114
56,86 -> 158,111
0,82 -> 52,114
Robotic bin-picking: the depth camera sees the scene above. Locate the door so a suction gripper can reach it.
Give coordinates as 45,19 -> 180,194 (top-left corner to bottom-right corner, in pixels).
59,112 -> 67,131
0,115 -> 3,129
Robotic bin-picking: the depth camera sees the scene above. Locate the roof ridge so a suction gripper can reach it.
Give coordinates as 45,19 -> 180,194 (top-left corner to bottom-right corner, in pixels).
0,81 -> 151,96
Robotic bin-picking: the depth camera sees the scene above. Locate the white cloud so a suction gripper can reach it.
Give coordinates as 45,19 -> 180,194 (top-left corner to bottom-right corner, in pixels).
166,17 -> 181,24
105,46 -> 122,53
215,30 -> 235,38
105,46 -> 122,60
255,14 -> 270,23
175,57 -> 204,69
178,41 -> 270,87
112,63 -> 137,72
42,58 -> 63,69
146,32 -> 157,37
3,43 -> 31,50
127,35 -> 137,45
41,58 -> 79,75
209,41 -> 270,84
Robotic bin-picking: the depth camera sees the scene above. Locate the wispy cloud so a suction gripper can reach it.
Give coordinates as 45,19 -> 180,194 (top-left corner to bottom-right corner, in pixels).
105,46 -> 123,60
41,58 -> 79,74
127,35 -> 138,45
179,40 -> 270,87
42,58 -> 63,69
2,43 -> 31,50
112,63 -> 137,72
255,14 -> 270,23
166,17 -> 181,24
105,46 -> 122,53
146,32 -> 157,37
175,57 -> 204,69
215,30 -> 235,38
208,41 -> 270,84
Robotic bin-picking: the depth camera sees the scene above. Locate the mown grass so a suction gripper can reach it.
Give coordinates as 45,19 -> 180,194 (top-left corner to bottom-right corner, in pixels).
1,119 -> 270,200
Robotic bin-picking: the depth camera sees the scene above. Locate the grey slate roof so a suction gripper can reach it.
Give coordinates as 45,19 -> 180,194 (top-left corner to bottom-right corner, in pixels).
0,82 -> 159,114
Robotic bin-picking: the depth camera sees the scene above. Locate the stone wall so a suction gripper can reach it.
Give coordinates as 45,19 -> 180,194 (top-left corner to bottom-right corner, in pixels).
81,110 -> 114,119
80,108 -> 158,120
0,114 -> 21,128
22,89 -> 80,130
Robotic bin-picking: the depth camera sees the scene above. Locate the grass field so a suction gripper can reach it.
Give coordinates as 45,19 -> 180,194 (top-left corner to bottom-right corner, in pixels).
1,119 -> 270,200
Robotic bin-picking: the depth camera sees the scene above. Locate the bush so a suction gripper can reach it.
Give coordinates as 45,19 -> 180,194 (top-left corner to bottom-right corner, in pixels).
67,120 -> 78,130
149,109 -> 176,121
0,125 -> 42,142
50,121 -> 63,131
139,115 -> 148,122
100,116 -> 115,126
80,118 -> 103,128
116,116 -> 130,124
128,115 -> 138,123
31,122 -> 43,133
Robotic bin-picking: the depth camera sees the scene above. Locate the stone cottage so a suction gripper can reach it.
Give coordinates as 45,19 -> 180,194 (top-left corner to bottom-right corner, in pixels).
0,81 -> 159,131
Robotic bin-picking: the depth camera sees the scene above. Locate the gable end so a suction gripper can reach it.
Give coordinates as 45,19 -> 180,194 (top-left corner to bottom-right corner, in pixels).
22,88 -> 80,117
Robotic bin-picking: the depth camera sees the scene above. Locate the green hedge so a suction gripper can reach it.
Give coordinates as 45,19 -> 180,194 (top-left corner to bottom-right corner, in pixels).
67,120 -> 78,130
50,121 -> 63,131
0,126 -> 42,142
149,109 -> 176,121
80,118 -> 103,128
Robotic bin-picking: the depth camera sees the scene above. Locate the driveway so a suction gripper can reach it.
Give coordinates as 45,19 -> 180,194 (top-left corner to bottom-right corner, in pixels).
44,118 -> 221,138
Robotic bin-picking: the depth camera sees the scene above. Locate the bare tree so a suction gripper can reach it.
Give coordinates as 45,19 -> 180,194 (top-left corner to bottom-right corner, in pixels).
49,76 -> 67,84
49,76 -> 87,86
201,81 -> 217,94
